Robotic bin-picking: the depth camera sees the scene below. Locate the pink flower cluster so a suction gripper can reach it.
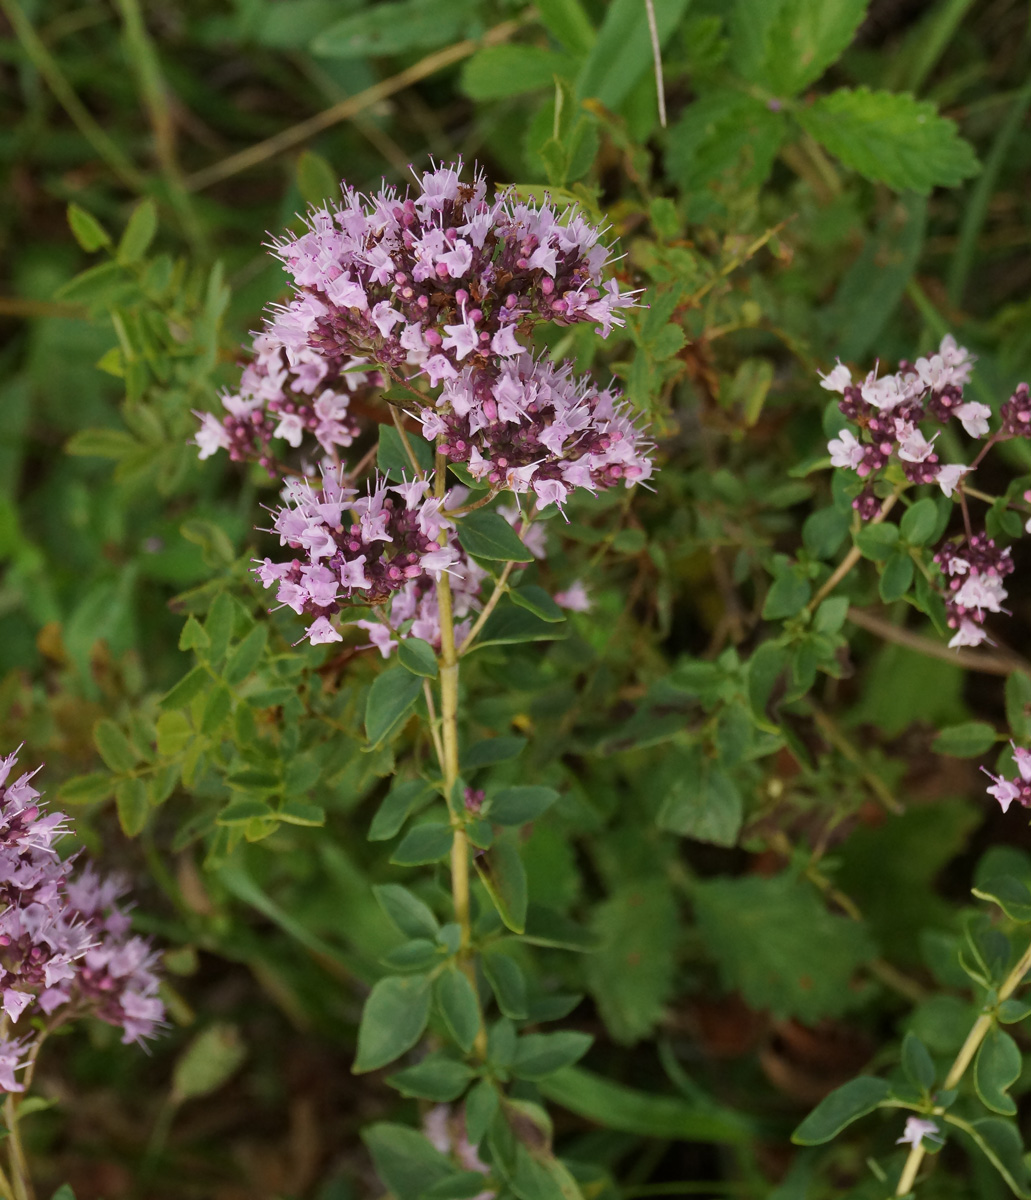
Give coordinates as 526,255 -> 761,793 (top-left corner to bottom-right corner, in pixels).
269,160 -> 635,387
984,744 -> 1031,814
934,534 -> 1014,649
0,750 -> 164,1090
822,335 -> 982,518
423,353 -> 652,505
194,330 -> 376,473
255,473 -> 459,645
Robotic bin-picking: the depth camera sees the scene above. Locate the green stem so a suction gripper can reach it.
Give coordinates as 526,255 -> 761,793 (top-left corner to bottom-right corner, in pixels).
895,935 -> 1031,1195
4,1091 -> 32,1200
807,488 -> 901,614
434,448 -> 488,1059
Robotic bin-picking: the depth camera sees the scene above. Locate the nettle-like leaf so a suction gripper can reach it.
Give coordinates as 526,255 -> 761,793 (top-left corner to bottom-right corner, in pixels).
693,872 -> 876,1023
759,0 -> 868,96
796,87 -> 980,194
586,879 -> 678,1045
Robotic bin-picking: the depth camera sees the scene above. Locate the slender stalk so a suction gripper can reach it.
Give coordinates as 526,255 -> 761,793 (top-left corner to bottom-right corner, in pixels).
895,936 -> 1031,1195
458,560 -> 517,656
643,0 -> 667,129
4,1089 -> 32,1200
434,448 -> 488,1059
184,17 -> 526,191
808,489 -> 901,613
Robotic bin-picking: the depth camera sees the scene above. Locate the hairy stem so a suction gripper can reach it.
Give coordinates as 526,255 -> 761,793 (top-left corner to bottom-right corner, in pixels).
895,935 -> 1031,1195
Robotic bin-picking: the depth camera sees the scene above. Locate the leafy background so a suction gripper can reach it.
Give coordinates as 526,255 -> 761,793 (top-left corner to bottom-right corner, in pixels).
2,0 -> 1031,1196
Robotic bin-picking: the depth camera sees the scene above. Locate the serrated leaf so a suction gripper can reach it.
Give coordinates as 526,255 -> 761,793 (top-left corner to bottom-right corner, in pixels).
759,0 -> 867,96
458,511 -> 533,562
694,872 -> 876,1023
792,1077 -> 891,1144
586,880 -> 678,1045
312,0 -> 479,59
797,87 -> 980,194
354,974 -> 432,1073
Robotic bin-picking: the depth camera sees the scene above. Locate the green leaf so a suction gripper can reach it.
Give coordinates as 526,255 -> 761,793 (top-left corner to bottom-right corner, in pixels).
803,507 -> 850,560
813,596 -> 850,635
482,951 -> 529,1019
366,666 -> 424,745
576,0 -> 690,111
763,569 -> 811,620
376,422 -> 434,479
178,615 -> 210,653
50,1187 -> 76,1200
115,777 -> 148,837
277,801 -> 325,827
540,1066 -> 750,1145
511,1031 -> 593,1081
224,625 -> 268,687
472,605 -> 569,649
64,427 -> 138,459
901,498 -> 940,546
477,834 -> 528,933
461,737 -> 528,770
458,511 -> 533,562
656,751 -> 743,847
975,1027 -> 1022,1115
791,1077 -> 891,1145
200,684 -> 232,735
972,875 -> 1031,923
181,518 -> 235,567
369,779 -> 435,841
694,873 -> 876,1023
932,721 -> 997,758
461,45 -> 572,100
522,905 -> 596,952
998,998 -> 1031,1024
58,773 -> 115,806
67,203 -> 111,252
758,0 -> 867,96
901,1031 -> 936,1092
435,967 -> 481,1054
160,665 -> 209,710
488,786 -> 560,826
93,718 -> 138,773
387,1053 -> 476,1102
353,974 -> 433,1073
296,150 -> 339,207
362,1124 -> 458,1200
1006,673 -> 1031,741
879,551 -> 914,603
117,199 -> 158,264
666,90 -> 786,197
537,0 -> 594,55
312,0 -> 479,59
171,1023 -> 247,1104
586,880 -> 678,1045
218,799 -> 275,824
855,522 -> 899,560
374,883 -> 440,939
389,821 -> 452,867
509,585 -> 566,623
797,87 -> 980,194
952,1116 -> 1031,1198
398,637 -> 438,678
